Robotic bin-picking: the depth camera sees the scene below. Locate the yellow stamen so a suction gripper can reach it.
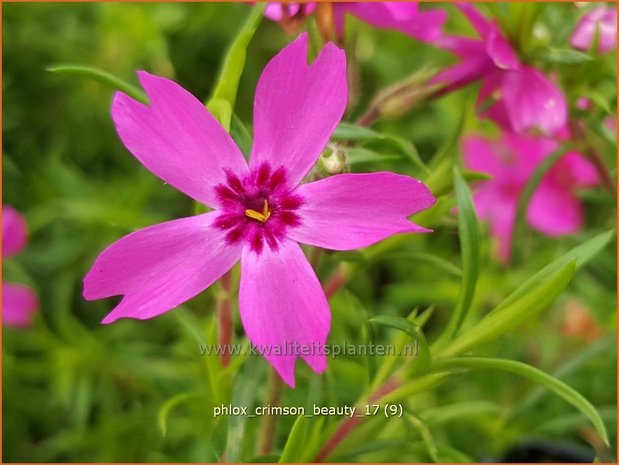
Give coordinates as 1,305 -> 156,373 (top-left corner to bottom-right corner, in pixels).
245,199 -> 271,223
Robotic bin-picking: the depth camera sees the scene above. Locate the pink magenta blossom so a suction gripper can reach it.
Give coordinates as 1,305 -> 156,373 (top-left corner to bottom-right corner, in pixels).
83,34 -> 435,387
433,3 -> 567,135
463,132 -> 599,262
265,2 -> 446,42
571,5 -> 617,54
2,205 -> 39,328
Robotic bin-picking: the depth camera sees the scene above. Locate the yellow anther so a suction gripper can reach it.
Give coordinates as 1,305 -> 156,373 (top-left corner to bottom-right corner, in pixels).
245,199 -> 271,223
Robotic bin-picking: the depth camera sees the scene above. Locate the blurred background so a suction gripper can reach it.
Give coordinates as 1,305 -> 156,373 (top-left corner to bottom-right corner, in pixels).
3,2 -> 617,462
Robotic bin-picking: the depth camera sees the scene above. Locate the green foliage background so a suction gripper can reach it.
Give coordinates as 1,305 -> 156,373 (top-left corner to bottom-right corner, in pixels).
3,2 -> 617,462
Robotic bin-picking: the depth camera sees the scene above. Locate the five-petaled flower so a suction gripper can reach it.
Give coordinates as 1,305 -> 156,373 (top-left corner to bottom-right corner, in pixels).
2,205 -> 39,328
432,3 -> 567,136
83,33 -> 435,387
463,132 -> 599,262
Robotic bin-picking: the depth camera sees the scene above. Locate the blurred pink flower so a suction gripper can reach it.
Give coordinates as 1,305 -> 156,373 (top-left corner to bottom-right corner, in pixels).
433,3 -> 567,135
2,205 -> 39,328
265,2 -> 446,42
571,5 -> 617,54
463,132 -> 599,262
83,34 -> 435,387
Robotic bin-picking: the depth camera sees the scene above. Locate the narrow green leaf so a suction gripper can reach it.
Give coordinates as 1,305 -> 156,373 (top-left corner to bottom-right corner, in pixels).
368,315 -> 431,376
406,415 -> 440,462
462,170 -> 492,183
379,372 -> 451,405
47,65 -> 148,104
439,261 -> 575,357
494,230 -> 615,314
531,47 -> 593,64
420,400 -> 501,426
347,147 -> 402,165
332,122 -> 381,141
207,3 -> 265,130
157,391 -> 202,437
514,335 -> 615,416
230,112 -> 253,157
225,359 -> 263,462
512,145 -> 569,261
434,167 -> 480,348
377,251 -> 462,277
433,357 -> 610,446
279,415 -> 308,463
332,123 -> 428,173
381,134 -> 428,174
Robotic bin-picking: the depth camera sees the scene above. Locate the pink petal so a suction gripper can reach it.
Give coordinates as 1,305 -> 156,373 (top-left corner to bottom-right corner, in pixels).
250,33 -> 347,187
501,66 -> 567,135
456,3 -> 492,38
2,205 -> 28,257
503,132 -> 557,173
112,71 -> 248,209
559,152 -> 600,187
571,5 -> 617,54
239,239 -> 330,387
264,3 -> 301,21
84,212 -> 242,323
488,193 -> 518,263
432,52 -> 494,91
486,28 -> 519,70
344,2 -> 447,41
472,189 -> 518,263
435,34 -> 486,57
462,135 -> 505,178
2,282 -> 38,328
527,182 -> 582,236
288,173 -> 435,250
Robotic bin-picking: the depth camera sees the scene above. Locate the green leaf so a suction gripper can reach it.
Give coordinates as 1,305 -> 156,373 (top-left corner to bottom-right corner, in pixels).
583,89 -> 613,115
47,65 -> 148,104
375,251 -> 462,278
406,415 -> 440,462
279,415 -> 308,463
494,230 -> 615,314
434,167 -> 480,348
230,112 -> 253,157
347,147 -> 402,165
207,3 -> 265,130
332,122 -> 381,141
514,335 -> 615,416
379,372 -> 451,405
157,391 -> 202,437
439,261 -> 575,357
433,357 -> 610,446
420,400 -> 502,426
369,315 -> 432,376
332,123 -> 428,174
531,47 -> 593,64
225,359 -> 263,462
512,145 -> 569,261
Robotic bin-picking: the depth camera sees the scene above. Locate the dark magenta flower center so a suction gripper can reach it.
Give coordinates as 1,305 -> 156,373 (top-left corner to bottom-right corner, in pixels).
214,163 -> 302,253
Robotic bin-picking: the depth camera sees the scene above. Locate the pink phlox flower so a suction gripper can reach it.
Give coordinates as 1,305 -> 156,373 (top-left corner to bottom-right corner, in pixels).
571,5 -> 617,54
2,205 -> 39,328
83,34 -> 435,387
462,132 -> 600,263
433,3 -> 567,136
264,2 -> 446,42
